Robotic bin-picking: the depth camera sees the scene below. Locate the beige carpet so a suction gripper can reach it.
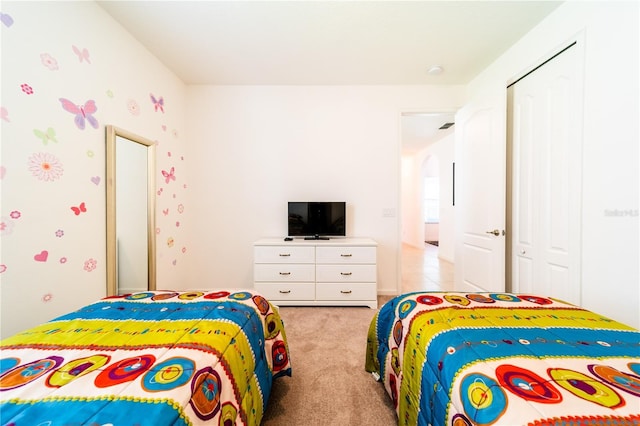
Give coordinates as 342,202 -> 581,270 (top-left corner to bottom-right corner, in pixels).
262,298 -> 397,425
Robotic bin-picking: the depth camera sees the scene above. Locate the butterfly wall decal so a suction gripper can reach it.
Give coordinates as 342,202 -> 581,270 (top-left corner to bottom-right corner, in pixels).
33,127 -> 58,145
59,98 -> 98,130
71,202 -> 87,215
72,45 -> 91,63
0,12 -> 14,28
150,93 -> 164,113
162,167 -> 175,184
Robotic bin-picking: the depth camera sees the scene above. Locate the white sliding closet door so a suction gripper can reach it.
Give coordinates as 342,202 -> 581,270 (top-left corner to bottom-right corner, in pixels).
508,43 -> 584,305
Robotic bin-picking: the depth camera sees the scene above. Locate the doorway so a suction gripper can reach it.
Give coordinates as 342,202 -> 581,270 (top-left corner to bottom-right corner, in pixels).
400,111 -> 456,293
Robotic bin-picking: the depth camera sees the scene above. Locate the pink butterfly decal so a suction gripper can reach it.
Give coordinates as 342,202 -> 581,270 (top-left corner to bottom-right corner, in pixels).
72,45 -> 91,63
71,202 -> 87,215
162,208 -> 169,216
162,167 -> 175,184
59,98 -> 98,130
150,93 -> 164,113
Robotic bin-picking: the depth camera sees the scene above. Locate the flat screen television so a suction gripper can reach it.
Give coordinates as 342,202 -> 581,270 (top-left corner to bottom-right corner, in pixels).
288,202 -> 346,240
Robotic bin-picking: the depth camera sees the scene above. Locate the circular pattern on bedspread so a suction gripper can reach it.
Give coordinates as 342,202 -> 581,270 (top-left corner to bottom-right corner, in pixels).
465,294 -> 495,304
393,320 -> 403,346
0,356 -> 63,390
272,340 -> 289,372
391,348 -> 401,376
219,402 -> 238,426
452,414 -> 473,426
47,354 -> 111,388
588,364 -> 640,397
252,294 -> 270,315
190,366 -> 222,420
204,291 -> 230,300
444,294 -> 470,306
489,293 -> 520,302
264,312 -> 280,339
397,299 -> 416,319
496,364 -> 562,403
628,362 -> 640,376
389,373 -> 399,408
547,367 -> 623,408
142,357 -> 195,392
151,292 -> 179,301
0,357 -> 20,375
459,372 -> 507,425
95,354 -> 156,388
228,291 -> 252,301
178,291 -> 204,300
518,295 -> 553,305
416,294 -> 443,305
126,292 -> 154,300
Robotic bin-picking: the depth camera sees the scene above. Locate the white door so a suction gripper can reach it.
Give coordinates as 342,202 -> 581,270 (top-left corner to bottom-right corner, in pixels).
454,95 -> 506,293
509,43 -> 583,305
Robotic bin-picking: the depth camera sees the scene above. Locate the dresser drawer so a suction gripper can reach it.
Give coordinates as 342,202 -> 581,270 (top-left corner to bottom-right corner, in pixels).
316,246 -> 376,264
254,245 -> 315,264
254,264 -> 315,282
254,282 -> 315,300
316,283 -> 377,301
315,264 -> 376,282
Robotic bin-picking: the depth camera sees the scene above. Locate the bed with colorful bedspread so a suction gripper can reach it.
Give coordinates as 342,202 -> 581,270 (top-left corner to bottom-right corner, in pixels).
366,292 -> 640,426
0,290 -> 291,426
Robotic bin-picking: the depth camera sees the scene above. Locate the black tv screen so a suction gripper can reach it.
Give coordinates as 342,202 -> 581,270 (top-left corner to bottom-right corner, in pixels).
288,202 -> 346,239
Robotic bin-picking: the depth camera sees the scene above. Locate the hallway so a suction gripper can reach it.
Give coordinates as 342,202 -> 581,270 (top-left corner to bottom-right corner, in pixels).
401,243 -> 454,293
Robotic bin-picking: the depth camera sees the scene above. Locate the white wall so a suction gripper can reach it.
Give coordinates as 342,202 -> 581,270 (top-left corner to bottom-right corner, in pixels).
1,2 -> 188,337
461,1 -> 639,328
185,85 -> 464,295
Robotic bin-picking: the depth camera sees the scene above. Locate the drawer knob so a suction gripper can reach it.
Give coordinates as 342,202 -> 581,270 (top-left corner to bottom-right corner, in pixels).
279,253 -> 291,257
279,290 -> 291,294
340,272 -> 352,276
279,272 -> 291,276
340,290 -> 352,294
341,254 -> 352,257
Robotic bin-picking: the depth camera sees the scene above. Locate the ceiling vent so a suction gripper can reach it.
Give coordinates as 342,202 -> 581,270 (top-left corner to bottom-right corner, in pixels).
439,122 -> 455,130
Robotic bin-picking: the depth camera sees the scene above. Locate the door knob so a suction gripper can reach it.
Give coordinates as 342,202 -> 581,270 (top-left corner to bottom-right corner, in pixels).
486,229 -> 502,236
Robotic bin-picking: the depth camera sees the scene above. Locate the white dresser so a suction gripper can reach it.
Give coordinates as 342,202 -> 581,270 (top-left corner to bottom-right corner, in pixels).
253,238 -> 377,308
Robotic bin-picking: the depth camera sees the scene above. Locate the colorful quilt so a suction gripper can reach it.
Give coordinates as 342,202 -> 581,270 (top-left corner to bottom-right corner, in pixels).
0,290 -> 291,426
366,292 -> 640,426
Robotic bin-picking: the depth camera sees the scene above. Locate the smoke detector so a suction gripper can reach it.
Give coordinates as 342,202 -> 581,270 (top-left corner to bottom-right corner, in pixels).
427,65 -> 444,75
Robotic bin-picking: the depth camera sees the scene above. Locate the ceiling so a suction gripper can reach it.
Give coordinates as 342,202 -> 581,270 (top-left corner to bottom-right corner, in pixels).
97,0 -> 562,152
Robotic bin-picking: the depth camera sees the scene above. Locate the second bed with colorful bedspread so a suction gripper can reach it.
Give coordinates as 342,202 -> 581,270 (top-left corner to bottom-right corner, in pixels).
366,292 -> 640,426
1,290 -> 291,425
